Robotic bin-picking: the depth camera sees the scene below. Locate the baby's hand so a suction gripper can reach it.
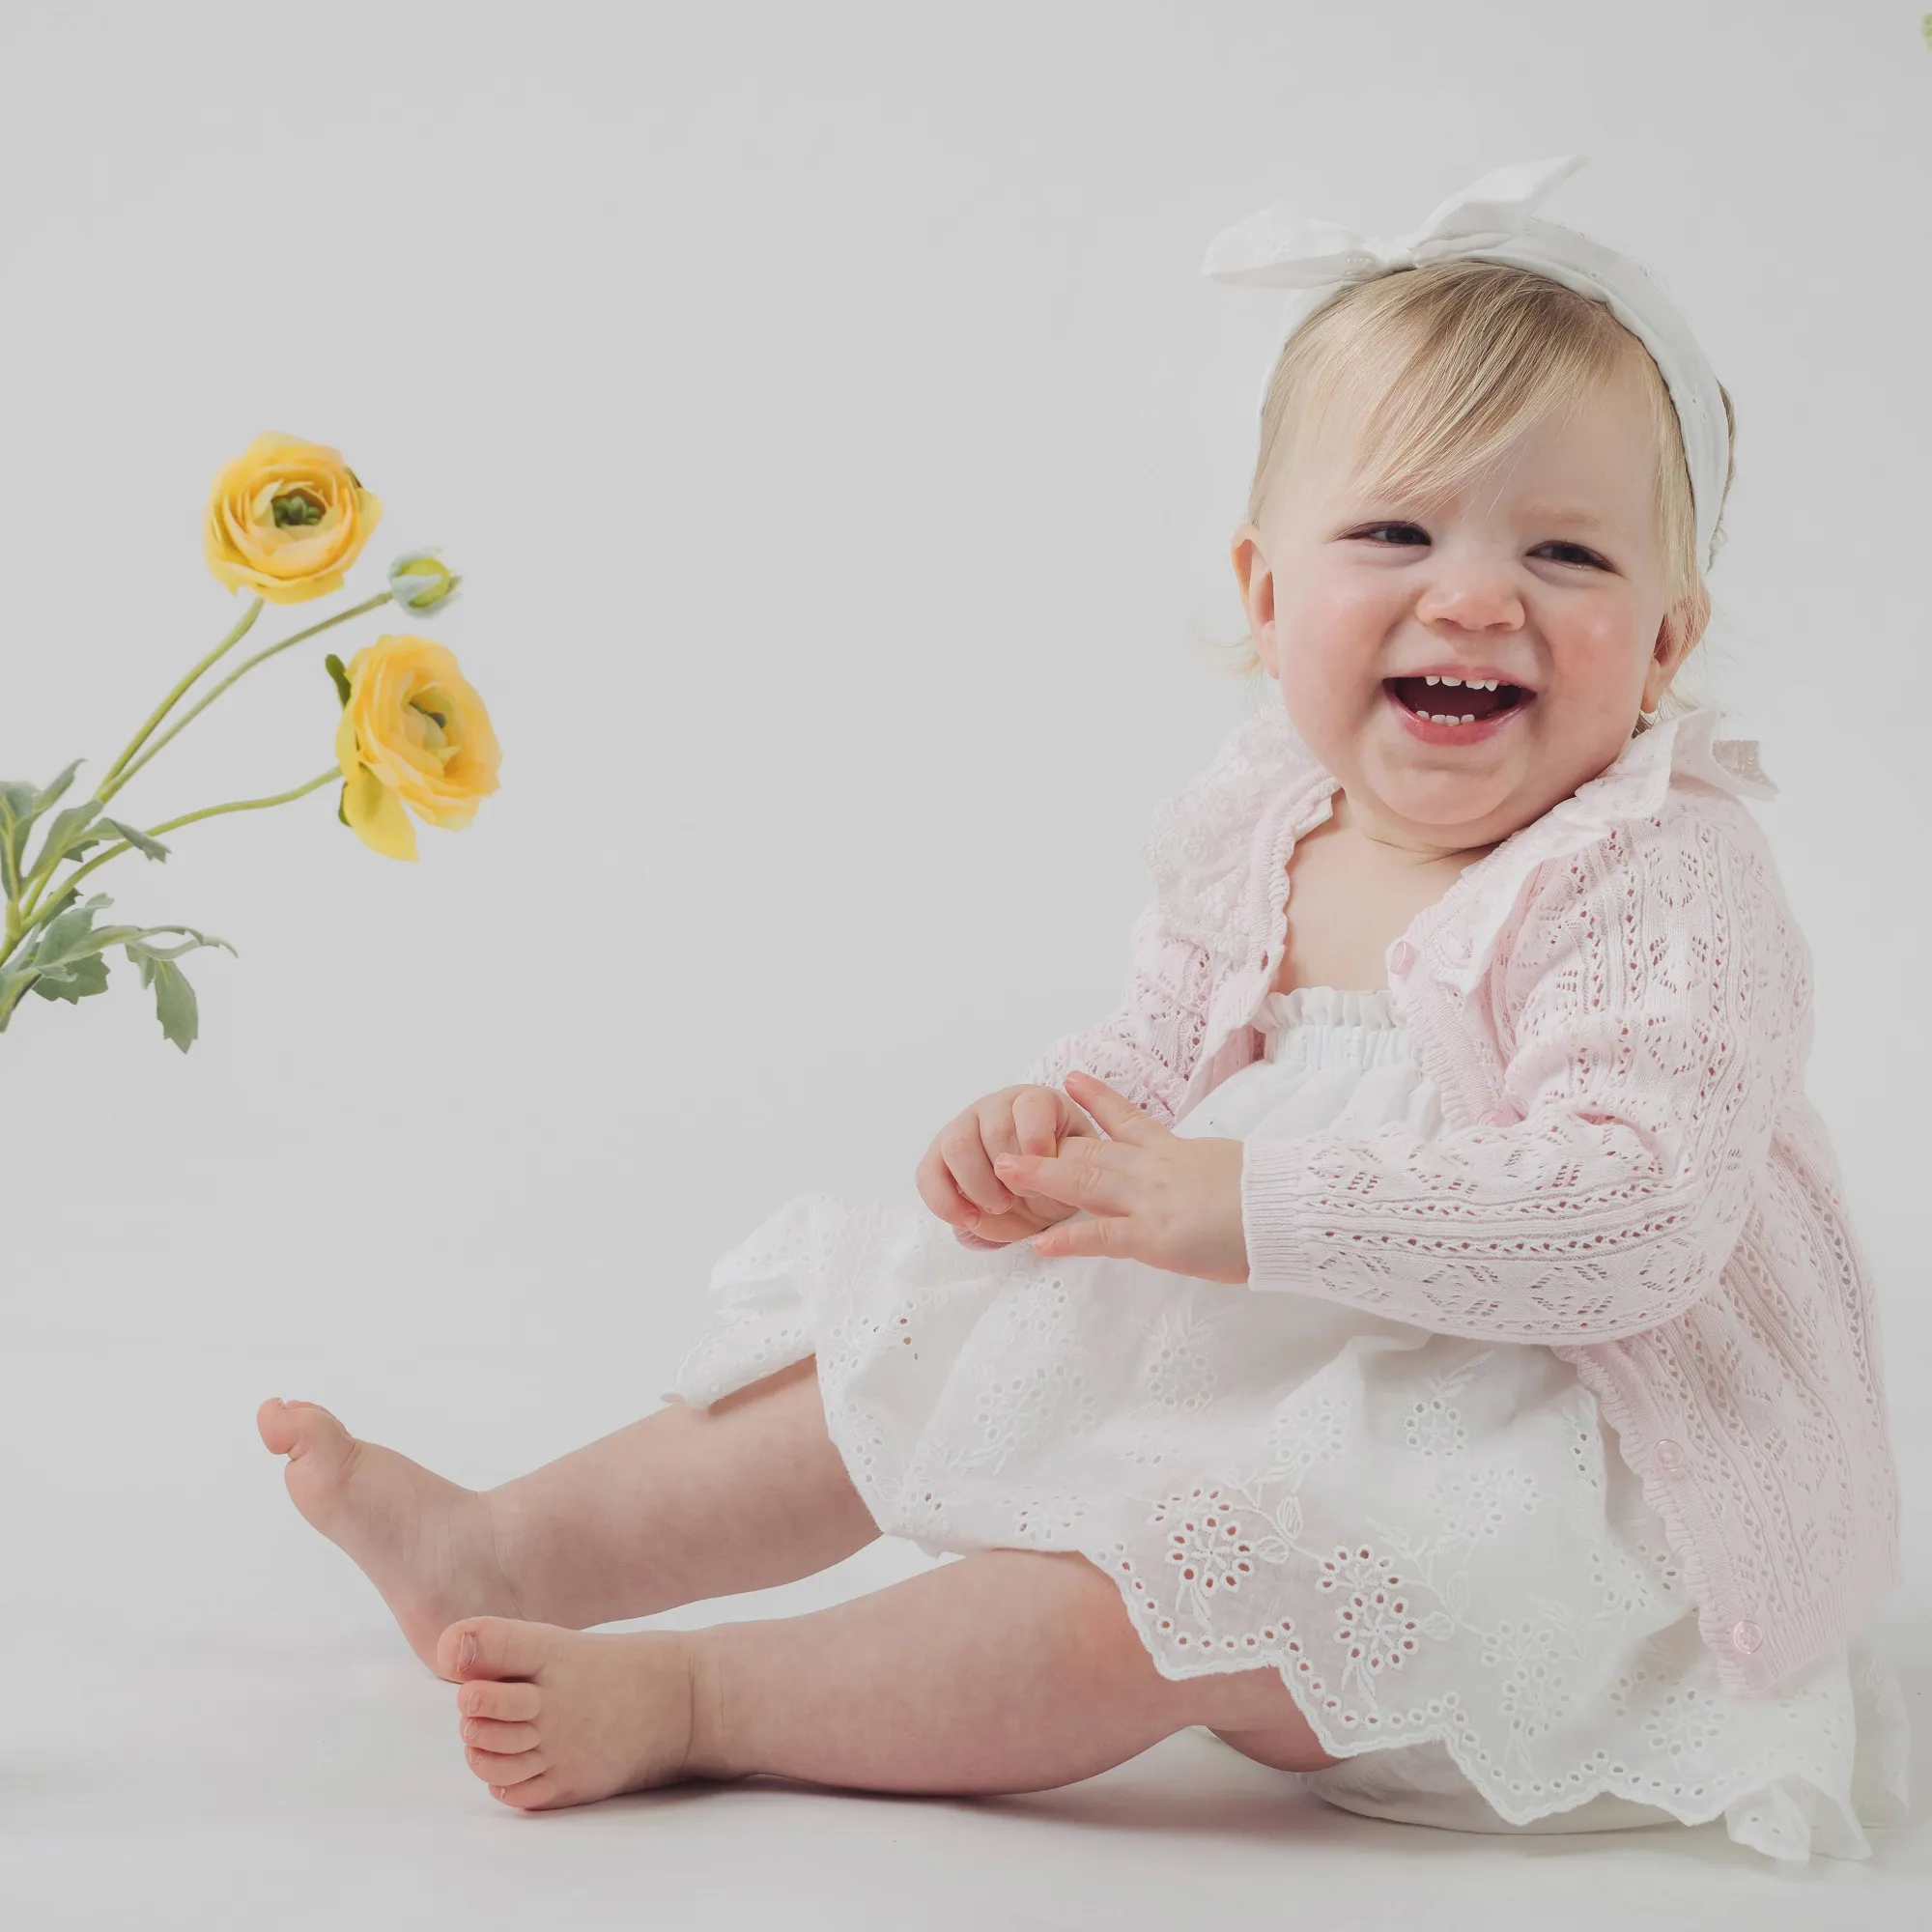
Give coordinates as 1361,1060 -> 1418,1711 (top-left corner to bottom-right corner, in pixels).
916,1083 -> 1098,1246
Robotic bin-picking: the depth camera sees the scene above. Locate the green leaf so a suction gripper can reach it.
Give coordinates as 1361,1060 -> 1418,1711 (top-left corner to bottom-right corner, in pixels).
145,955 -> 199,1052
97,817 -> 170,863
32,895 -> 143,974
325,653 -> 352,707
125,929 -> 234,1052
125,927 -> 236,967
336,783 -> 350,828
30,952 -> 110,1004
31,759 -> 83,813
27,884 -> 80,933
30,799 -> 103,876
31,897 -> 109,964
0,781 -> 35,899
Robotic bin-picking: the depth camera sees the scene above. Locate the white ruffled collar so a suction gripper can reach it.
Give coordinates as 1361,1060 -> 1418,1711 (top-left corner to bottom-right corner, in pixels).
1144,701 -> 1777,995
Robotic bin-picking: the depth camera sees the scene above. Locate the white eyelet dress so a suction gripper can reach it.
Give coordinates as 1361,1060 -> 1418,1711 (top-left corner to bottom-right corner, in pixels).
670,985 -> 1909,1862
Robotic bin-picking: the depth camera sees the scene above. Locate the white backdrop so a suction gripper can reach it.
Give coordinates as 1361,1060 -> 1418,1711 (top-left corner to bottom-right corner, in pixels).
2,3 -> 1927,1925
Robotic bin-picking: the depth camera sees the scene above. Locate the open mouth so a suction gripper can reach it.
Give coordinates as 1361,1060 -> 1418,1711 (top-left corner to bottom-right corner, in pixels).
1385,676 -> 1534,725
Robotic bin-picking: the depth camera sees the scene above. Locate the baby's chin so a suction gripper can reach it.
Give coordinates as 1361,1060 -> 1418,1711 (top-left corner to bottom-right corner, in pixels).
1348,734 -> 1543,854
1287,686 -> 1604,854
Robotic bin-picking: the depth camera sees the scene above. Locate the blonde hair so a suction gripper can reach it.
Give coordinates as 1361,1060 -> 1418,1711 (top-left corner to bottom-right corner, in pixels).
1202,260 -> 1737,737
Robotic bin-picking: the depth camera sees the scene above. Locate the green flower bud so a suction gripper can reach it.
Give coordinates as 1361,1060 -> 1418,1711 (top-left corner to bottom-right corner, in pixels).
387,549 -> 462,613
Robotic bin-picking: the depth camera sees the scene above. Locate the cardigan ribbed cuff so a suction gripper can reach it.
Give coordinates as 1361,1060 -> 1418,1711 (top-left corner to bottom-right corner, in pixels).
1239,1138 -> 1322,1295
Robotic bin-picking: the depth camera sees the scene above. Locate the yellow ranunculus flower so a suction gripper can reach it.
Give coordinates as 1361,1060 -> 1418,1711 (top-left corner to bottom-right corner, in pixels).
333,635 -> 501,863
205,432 -> 384,604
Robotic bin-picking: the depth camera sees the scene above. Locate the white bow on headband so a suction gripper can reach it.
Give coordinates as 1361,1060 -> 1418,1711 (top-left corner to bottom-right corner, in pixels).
1200,156 -> 1729,572
1201,154 -> 1586,289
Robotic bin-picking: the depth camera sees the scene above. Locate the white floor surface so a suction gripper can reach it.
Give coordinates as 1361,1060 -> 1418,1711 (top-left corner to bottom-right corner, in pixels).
5,1344 -> 1927,1932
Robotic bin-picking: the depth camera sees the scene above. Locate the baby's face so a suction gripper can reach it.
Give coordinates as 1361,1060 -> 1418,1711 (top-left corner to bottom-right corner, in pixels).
1234,352 -> 1693,858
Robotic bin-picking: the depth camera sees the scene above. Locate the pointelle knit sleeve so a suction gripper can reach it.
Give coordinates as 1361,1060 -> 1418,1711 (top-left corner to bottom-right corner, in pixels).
1238,807 -> 1806,1344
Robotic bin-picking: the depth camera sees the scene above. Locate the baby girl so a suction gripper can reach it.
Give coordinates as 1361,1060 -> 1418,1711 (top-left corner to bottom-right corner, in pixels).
259,156 -> 1907,1863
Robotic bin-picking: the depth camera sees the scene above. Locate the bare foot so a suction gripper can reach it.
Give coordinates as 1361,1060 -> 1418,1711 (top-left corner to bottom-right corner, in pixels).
258,1397 -> 524,1673
438,1615 -> 701,1810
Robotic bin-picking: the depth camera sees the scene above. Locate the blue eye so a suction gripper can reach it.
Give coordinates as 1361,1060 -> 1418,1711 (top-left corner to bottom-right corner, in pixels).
1353,523 -> 1429,546
1538,541 -> 1607,568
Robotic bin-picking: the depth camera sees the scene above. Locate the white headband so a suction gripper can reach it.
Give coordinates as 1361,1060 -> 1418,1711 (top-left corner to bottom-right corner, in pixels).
1200,156 -> 1728,572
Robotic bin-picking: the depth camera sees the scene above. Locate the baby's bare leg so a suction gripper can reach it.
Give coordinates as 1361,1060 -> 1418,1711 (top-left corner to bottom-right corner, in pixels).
439,1548 -> 1340,1810
694,1548 -> 1338,1791
489,1358 -> 877,1629
258,1357 -> 874,1672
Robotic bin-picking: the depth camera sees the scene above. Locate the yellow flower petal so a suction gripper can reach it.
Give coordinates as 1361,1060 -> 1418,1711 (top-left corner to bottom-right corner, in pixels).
333,702 -> 361,784
341,764 -> 417,862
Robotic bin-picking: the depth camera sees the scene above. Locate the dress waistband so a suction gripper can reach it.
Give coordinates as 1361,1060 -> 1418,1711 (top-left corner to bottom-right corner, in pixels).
1258,985 -> 1416,1071
1257,985 -> 1398,1029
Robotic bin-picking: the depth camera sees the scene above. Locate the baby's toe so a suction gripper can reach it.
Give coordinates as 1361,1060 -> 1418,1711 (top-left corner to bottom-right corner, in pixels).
462,1717 -> 542,1754
438,1613 -> 554,1684
490,1770 -> 563,1809
465,1744 -> 547,1785
459,1679 -> 542,1722
256,1395 -> 349,1467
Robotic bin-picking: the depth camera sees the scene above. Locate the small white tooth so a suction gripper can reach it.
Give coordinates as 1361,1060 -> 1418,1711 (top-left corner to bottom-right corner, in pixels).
1474,678 -> 1497,691
1461,714 -> 1474,724
1440,675 -> 1463,687
1424,674 -> 1439,685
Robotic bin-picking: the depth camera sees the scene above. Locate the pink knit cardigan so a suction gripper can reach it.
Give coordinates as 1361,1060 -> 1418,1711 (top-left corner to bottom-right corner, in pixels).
1001,701 -> 1900,1699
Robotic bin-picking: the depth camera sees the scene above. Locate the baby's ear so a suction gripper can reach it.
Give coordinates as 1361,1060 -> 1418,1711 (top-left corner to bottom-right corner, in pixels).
1230,526 -> 1277,667
1657,586 -> 1711,669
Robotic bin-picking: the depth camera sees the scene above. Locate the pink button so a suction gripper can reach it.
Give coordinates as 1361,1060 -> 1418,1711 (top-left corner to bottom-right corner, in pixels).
1653,1438 -> 1687,1475
1730,1619 -> 1764,1655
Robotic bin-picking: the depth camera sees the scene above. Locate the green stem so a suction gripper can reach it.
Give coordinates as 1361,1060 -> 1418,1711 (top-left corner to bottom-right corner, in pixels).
98,598 -> 265,793
51,769 -> 342,905
99,590 -> 392,807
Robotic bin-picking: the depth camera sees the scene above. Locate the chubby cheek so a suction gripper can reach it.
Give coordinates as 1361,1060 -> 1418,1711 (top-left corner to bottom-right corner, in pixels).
1274,573 -> 1399,728
1545,593 -> 1654,716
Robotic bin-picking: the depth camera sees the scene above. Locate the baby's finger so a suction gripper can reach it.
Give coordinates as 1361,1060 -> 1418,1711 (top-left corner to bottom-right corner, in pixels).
1011,1087 -> 1061,1159
1031,1213 -> 1130,1261
960,1208 -> 1047,1246
943,1118 -> 1017,1218
915,1143 -> 984,1230
997,1141 -> 1127,1218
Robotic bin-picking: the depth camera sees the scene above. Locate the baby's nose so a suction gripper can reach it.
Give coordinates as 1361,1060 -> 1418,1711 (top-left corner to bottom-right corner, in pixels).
1416,573 -> 1525,632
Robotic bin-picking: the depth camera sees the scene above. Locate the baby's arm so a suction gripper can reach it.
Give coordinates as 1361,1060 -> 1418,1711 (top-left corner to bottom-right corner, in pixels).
1240,809 -> 1804,1343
